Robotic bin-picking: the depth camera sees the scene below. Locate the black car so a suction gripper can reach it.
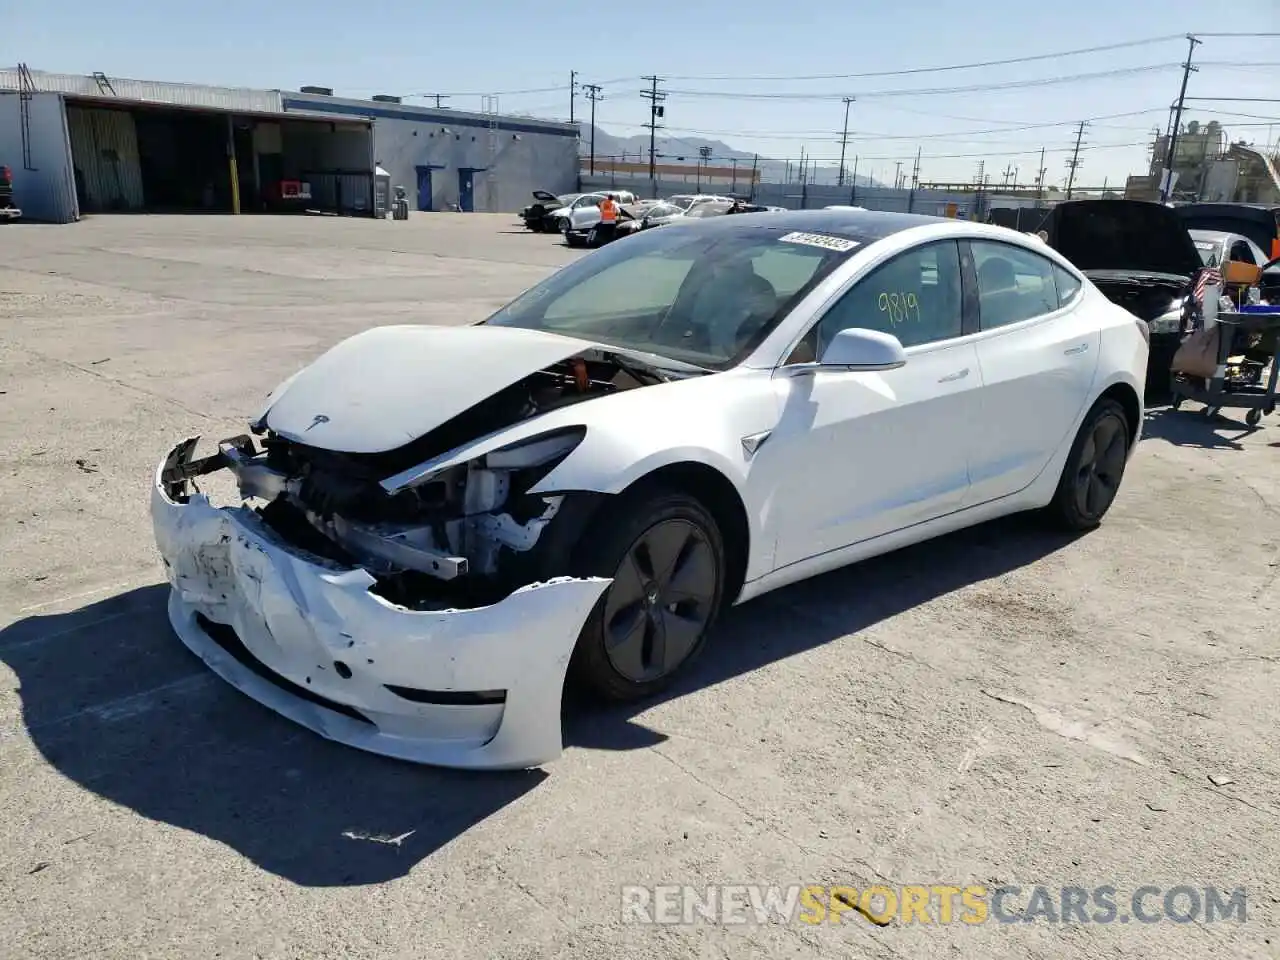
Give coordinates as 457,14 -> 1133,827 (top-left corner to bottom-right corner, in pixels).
1037,199 -> 1207,393
519,191 -> 573,232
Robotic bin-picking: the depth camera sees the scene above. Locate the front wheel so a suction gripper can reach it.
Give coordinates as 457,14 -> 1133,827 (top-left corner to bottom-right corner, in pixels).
568,488 -> 726,701
1046,398 -> 1132,531
556,217 -> 569,234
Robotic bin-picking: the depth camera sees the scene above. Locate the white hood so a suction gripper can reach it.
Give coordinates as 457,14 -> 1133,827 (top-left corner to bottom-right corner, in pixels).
263,324 -> 594,454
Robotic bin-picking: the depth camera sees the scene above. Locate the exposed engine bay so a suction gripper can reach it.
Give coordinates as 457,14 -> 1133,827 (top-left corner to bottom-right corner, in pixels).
1089,274 -> 1191,329
161,351 -> 666,609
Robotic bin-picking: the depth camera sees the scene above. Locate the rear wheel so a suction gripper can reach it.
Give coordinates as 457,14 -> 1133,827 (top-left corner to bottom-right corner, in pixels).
1047,398 -> 1131,531
568,488 -> 725,701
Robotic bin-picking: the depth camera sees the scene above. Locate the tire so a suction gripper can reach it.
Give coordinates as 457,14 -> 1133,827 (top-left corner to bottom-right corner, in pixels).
567,487 -> 726,702
1046,398 -> 1132,532
1246,408 -> 1263,427
556,217 -> 569,234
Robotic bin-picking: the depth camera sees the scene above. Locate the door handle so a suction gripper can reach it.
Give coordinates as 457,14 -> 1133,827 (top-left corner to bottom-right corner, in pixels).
938,368 -> 970,383
1063,343 -> 1090,356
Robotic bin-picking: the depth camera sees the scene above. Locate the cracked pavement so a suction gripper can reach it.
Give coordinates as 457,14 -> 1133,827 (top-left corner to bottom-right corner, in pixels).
1,213 -> 1278,959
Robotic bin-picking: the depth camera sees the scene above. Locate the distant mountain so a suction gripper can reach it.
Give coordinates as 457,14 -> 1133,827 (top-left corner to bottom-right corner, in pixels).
580,126 -> 882,188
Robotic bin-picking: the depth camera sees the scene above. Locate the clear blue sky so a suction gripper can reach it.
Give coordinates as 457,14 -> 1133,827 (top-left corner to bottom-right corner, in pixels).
8,0 -> 1280,186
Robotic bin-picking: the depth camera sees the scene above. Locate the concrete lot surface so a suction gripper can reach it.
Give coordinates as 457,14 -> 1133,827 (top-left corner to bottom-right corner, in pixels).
1,213 -> 1278,959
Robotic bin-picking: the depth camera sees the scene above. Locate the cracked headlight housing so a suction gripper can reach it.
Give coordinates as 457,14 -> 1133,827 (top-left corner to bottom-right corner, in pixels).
483,426 -> 586,471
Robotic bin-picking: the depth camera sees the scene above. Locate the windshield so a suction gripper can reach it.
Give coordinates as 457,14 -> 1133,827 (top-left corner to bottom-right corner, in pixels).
484,223 -> 855,369
1191,234 -> 1222,266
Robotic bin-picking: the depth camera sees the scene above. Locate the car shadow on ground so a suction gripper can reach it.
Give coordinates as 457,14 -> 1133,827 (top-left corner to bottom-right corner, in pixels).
0,586 -> 546,888
565,513 -> 1082,753
2,515 -> 1078,888
1141,406 -> 1256,451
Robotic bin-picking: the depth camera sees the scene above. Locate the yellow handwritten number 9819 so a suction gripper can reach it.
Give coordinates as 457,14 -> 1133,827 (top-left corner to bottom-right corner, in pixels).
877,291 -> 920,326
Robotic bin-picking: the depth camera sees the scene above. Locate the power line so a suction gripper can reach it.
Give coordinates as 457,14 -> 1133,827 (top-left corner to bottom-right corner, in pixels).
663,63 -> 1180,101
661,34 -> 1189,82
639,140 -> 1148,165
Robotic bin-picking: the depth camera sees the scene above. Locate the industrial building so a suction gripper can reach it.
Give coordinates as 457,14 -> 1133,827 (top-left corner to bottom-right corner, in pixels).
1125,119 -> 1280,204
0,66 -> 579,223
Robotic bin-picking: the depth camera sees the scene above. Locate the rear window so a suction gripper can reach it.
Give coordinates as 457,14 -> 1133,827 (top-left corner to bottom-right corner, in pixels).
1178,211 -> 1278,253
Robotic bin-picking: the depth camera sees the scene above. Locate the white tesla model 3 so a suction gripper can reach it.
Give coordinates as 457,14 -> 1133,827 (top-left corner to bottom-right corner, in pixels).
152,210 -> 1149,769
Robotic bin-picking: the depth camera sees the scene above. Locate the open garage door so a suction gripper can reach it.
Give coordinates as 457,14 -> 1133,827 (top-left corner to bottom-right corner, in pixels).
255,118 -> 375,215
64,100 -> 374,215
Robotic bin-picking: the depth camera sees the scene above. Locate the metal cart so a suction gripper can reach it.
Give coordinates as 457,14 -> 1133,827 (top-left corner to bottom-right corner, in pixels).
1171,305 -> 1280,427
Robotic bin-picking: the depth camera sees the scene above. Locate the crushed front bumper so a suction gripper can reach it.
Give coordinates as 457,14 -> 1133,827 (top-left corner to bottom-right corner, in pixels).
151,439 -> 610,770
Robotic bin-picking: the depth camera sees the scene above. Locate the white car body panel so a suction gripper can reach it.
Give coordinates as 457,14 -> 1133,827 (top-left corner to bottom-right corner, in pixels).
965,289 -> 1103,504
768,340 -> 981,568
264,324 -> 594,454
152,214 -> 1148,770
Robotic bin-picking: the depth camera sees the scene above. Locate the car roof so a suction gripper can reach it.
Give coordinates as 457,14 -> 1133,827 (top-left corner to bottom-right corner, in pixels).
668,207 -> 950,241
1189,229 -> 1235,242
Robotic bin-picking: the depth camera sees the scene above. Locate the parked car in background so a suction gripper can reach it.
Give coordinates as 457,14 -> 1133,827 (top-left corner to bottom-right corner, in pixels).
667,194 -> 735,212
521,191 -> 577,232
1035,199 -> 1205,392
556,190 -> 638,239
152,209 -> 1147,770
1189,228 -> 1268,271
0,165 -> 21,221
615,200 -> 688,238
1178,203 -> 1280,303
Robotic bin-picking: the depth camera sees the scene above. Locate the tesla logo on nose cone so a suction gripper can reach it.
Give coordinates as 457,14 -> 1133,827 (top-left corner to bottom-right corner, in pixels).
306,414 -> 330,431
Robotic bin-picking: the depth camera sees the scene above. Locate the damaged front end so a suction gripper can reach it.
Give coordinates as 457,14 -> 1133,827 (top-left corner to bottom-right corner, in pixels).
150,350 -> 669,768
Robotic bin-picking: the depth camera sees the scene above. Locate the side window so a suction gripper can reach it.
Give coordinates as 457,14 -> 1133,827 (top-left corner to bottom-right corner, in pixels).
811,240 -> 964,352
970,240 -> 1060,330
1053,264 -> 1082,308
1229,240 -> 1256,265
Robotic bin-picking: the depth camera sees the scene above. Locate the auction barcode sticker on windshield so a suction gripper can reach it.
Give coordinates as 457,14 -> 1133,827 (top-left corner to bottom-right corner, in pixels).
778,232 -> 860,252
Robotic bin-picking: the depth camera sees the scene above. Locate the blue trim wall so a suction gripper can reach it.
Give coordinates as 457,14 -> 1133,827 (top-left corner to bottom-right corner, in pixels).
281,97 -> 578,139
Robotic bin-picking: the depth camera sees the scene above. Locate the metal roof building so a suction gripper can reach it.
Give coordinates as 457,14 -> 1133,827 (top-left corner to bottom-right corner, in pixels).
0,67 -> 579,222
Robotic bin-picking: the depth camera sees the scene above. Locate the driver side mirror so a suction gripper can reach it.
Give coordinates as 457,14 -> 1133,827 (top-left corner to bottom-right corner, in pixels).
786,328 -> 907,375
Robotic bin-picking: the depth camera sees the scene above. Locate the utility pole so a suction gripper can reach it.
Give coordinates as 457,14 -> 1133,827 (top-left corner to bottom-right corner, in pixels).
908,147 -> 921,212
641,76 -> 666,193
849,155 -> 859,205
1036,146 -> 1046,203
1161,34 -> 1202,202
569,71 -> 577,125
894,161 -> 903,190
1065,120 -> 1088,200
698,146 -> 711,192
427,94 -> 449,108
837,97 -> 854,187
582,83 -> 602,175
749,153 -> 758,200
731,157 -> 738,194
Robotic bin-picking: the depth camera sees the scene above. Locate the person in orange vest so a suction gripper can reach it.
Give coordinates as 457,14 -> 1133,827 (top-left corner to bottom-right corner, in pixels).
596,193 -> 619,246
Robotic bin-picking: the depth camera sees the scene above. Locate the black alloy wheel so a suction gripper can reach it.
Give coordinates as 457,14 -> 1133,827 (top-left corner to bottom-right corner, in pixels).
568,489 -> 725,701
1048,398 -> 1131,531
